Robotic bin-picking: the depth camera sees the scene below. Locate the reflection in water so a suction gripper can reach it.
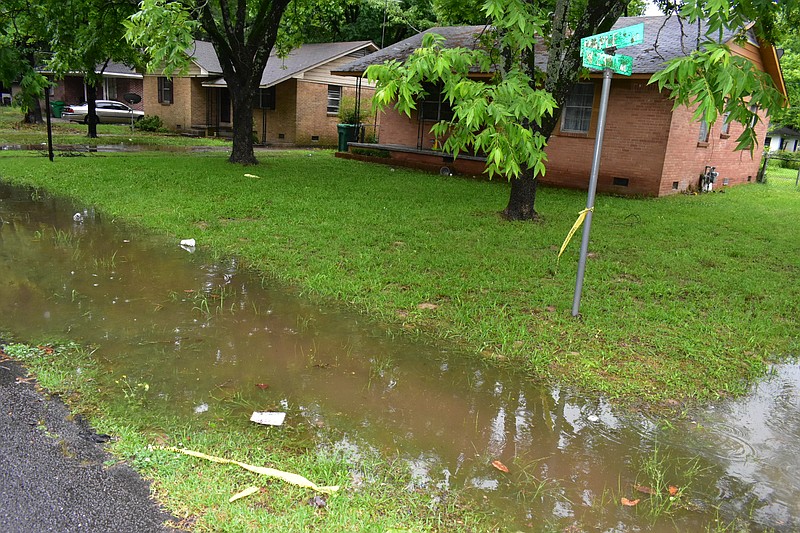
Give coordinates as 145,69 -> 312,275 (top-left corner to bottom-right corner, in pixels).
1,181 -> 797,531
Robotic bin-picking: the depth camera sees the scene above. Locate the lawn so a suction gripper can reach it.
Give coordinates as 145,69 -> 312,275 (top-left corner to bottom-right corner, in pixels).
0,105 -> 230,147
1,147 -> 797,406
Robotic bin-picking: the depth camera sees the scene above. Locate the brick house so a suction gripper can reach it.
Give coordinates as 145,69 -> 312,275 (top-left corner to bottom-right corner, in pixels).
46,62 -> 144,111
143,40 -> 378,146
334,16 -> 787,196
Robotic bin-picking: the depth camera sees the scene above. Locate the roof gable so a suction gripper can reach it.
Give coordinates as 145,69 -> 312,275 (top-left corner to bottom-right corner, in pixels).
194,40 -> 378,88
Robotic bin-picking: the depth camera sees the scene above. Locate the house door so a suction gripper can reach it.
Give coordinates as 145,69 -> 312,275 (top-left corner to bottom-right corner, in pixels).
219,89 -> 231,124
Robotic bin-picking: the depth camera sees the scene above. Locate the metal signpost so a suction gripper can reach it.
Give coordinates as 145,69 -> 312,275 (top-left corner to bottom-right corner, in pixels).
571,24 -> 643,317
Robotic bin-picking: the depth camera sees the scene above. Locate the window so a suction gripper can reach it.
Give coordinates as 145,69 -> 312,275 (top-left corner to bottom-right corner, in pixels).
749,104 -> 759,127
561,83 -> 594,133
157,77 -> 173,104
104,78 -> 117,100
419,83 -> 454,122
259,87 -> 275,110
698,115 -> 710,143
720,111 -> 731,136
327,85 -> 341,114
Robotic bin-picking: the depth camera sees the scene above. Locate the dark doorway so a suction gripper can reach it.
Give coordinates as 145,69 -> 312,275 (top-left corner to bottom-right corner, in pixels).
219,89 -> 231,123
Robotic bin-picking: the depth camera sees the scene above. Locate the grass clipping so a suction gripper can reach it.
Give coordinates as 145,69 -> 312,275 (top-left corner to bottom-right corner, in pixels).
165,447 -> 340,495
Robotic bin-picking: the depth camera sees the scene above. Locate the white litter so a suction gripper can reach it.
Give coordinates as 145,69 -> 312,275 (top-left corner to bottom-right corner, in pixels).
250,411 -> 286,426
180,238 -> 196,253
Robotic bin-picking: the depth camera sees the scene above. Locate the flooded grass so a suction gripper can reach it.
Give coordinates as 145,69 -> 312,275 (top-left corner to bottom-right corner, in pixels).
1,151 -> 797,405
1,159 -> 799,530
4,342 -> 493,532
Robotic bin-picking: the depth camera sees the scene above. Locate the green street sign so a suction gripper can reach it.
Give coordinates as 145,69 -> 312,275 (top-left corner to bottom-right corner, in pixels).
581,48 -> 633,76
580,23 -> 644,54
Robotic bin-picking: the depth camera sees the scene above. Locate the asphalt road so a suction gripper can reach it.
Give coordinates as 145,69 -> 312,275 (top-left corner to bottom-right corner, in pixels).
0,355 -> 177,532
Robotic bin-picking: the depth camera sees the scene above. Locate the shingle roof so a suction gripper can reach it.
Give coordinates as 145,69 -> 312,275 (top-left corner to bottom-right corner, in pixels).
332,26 -> 488,76
612,15 -> 739,74
188,41 -> 223,74
197,40 -> 377,88
768,126 -> 800,137
334,15 -> 745,76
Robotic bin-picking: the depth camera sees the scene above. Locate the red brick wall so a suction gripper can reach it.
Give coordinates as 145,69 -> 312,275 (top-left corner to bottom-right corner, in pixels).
374,78 -> 768,196
541,79 -> 673,196
661,104 -> 766,194
378,108 -> 438,149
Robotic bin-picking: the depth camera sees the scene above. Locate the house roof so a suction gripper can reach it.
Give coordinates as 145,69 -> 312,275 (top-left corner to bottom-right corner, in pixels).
333,15 -> 771,78
331,26 -> 488,77
199,40 -> 378,88
39,61 -> 142,79
187,41 -> 223,75
768,126 -> 800,138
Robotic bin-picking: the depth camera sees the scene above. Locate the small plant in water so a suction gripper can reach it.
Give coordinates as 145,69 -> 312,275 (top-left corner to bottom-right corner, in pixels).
115,374 -> 150,405
630,443 -> 704,519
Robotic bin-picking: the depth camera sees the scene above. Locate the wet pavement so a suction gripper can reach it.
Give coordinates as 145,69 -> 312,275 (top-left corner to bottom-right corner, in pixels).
0,354 -> 175,532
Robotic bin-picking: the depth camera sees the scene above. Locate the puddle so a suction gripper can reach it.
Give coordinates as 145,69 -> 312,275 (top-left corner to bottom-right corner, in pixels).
1,180 -> 797,531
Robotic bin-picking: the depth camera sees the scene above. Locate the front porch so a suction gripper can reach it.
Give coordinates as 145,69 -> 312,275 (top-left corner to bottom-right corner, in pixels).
335,142 -> 487,177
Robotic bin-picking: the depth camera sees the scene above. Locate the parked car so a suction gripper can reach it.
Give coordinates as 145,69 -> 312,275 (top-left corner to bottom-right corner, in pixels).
61,100 -> 144,124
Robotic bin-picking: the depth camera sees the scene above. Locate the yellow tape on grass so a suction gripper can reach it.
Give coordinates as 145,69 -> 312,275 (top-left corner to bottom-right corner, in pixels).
558,207 -> 594,263
165,447 -> 340,494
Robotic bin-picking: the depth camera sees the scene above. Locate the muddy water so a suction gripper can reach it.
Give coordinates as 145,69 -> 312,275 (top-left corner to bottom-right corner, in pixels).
1,181 -> 797,531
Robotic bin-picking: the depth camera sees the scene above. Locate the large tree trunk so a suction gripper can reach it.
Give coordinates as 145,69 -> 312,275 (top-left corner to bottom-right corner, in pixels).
198,0 -> 291,166
503,167 -> 540,220
229,84 -> 257,165
24,99 -> 43,124
86,84 -> 98,138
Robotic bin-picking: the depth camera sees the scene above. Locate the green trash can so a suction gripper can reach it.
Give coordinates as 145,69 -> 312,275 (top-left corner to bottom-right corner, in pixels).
337,124 -> 358,152
51,101 -> 65,118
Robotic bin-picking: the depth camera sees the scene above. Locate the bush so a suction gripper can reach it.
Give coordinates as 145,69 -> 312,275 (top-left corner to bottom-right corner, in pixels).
338,96 -> 369,125
135,115 -> 167,132
768,150 -> 800,170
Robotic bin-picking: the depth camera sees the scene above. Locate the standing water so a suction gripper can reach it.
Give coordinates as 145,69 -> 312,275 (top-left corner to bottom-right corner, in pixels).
0,181 -> 797,531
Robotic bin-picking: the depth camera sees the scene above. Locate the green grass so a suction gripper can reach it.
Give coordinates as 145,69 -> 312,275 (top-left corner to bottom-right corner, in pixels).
3,342 -> 495,531
0,148 -> 797,405
0,106 -> 230,148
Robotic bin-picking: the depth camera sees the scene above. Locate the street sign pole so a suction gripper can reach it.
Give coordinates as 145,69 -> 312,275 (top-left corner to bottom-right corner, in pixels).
571,67 -> 612,317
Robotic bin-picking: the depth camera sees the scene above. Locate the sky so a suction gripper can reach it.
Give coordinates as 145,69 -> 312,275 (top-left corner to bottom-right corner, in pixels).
644,1 -> 664,16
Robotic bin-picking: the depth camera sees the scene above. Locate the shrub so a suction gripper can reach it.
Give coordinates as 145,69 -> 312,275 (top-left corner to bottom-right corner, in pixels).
768,150 -> 800,170
337,96 -> 369,125
135,115 -> 167,132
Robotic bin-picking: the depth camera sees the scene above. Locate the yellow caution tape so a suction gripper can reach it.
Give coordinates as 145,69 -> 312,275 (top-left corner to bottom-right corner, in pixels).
229,486 -> 260,503
558,207 -> 594,262
165,447 -> 340,494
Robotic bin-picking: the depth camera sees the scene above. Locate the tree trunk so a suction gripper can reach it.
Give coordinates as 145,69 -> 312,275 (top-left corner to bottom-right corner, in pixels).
503,167 -> 539,220
24,99 -> 43,124
229,85 -> 257,165
86,85 -> 98,138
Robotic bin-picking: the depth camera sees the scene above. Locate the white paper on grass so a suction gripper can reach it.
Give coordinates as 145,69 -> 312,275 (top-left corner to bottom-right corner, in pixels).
250,411 -> 286,426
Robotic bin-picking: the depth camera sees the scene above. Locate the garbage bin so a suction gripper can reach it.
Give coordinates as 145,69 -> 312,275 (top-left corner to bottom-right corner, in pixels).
337,124 -> 358,152
51,101 -> 65,118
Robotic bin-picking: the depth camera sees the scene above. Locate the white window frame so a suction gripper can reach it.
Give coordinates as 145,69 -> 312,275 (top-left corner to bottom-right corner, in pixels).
560,83 -> 594,134
327,85 -> 341,114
